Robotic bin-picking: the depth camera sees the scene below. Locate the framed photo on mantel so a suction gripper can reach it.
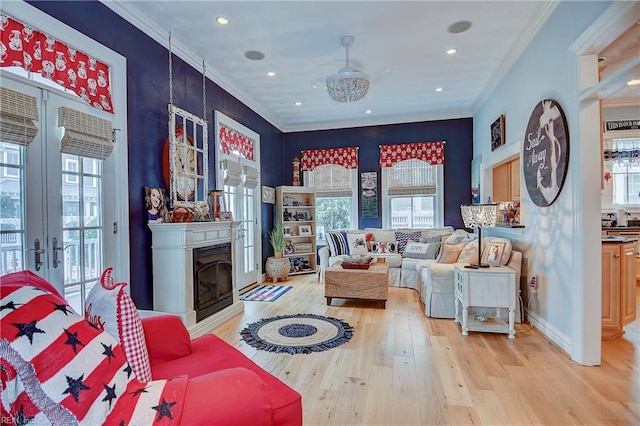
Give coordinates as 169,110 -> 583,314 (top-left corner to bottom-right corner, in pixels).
491,114 -> 505,151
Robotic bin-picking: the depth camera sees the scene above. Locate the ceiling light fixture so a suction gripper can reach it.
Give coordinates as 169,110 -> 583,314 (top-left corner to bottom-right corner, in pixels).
435,87 -> 443,92
216,16 -> 229,25
326,35 -> 369,103
294,101 -> 302,106
446,48 -> 457,55
627,79 -> 640,86
267,71 -> 276,77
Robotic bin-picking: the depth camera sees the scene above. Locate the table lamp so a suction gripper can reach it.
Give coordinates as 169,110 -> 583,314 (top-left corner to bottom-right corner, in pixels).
460,204 -> 498,268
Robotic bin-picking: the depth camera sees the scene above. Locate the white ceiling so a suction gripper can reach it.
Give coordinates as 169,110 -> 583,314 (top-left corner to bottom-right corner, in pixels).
104,1 -> 614,133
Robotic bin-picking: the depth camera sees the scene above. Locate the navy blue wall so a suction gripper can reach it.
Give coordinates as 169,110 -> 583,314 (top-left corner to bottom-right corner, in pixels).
29,1 -> 473,308
284,118 -> 473,230
29,1 -> 285,309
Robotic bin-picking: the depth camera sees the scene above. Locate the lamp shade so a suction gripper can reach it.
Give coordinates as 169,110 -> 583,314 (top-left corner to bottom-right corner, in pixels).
460,204 -> 498,229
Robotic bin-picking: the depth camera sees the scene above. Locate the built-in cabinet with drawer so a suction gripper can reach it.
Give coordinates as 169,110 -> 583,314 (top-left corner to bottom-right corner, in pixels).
604,228 -> 640,283
492,158 -> 520,202
276,186 -> 316,276
601,240 -> 637,340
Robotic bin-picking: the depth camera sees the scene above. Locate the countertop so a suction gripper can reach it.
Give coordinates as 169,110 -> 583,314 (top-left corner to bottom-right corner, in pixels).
602,226 -> 640,231
602,235 -> 638,243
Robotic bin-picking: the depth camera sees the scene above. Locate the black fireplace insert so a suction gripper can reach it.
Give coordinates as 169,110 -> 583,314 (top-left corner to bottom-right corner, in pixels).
193,242 -> 233,322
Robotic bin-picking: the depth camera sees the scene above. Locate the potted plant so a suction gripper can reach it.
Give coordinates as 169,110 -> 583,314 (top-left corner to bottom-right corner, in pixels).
269,221 -> 285,258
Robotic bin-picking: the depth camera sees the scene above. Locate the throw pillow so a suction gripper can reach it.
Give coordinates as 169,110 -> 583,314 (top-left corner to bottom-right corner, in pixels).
457,240 -> 479,264
403,241 -> 441,260
346,232 -> 369,254
326,231 -> 349,256
394,231 -> 423,255
85,267 -> 152,382
370,241 -> 398,254
419,235 -> 441,244
437,241 -> 467,263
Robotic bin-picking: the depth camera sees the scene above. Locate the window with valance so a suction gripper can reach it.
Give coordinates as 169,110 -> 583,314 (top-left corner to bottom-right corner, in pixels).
302,147 -> 359,236
379,141 -> 445,228
604,138 -> 640,205
218,124 -> 255,161
0,15 -> 114,113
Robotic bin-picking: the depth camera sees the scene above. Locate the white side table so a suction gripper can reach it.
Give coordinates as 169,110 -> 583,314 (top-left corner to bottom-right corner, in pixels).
454,263 -> 517,338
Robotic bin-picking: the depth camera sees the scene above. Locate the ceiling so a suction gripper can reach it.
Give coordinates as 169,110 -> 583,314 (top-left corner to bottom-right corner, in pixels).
103,1 -> 635,133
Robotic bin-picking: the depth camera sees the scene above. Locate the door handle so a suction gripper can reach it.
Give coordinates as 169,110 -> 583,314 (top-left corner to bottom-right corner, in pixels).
25,239 -> 45,271
52,237 -> 72,268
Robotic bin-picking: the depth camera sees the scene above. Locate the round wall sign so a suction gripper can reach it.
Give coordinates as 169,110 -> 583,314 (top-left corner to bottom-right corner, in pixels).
522,99 -> 569,207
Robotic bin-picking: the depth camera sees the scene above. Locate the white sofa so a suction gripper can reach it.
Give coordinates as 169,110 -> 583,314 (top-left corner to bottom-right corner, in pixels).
419,236 -> 523,320
318,226 -> 457,288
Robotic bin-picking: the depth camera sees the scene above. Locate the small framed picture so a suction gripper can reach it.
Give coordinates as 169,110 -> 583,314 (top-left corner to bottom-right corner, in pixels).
283,240 -> 295,255
283,225 -> 292,237
299,225 -> 312,236
145,187 -> 170,223
490,114 -> 505,151
220,211 -> 233,221
482,241 -> 506,266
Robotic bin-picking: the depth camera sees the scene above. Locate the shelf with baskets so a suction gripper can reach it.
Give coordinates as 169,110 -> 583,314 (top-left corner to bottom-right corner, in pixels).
276,186 -> 316,276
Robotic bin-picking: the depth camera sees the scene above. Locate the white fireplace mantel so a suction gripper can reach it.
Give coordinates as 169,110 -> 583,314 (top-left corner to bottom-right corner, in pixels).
148,221 -> 244,338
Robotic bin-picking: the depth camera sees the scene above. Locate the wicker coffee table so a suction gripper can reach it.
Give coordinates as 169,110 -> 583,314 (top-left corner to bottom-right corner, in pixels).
324,262 -> 390,308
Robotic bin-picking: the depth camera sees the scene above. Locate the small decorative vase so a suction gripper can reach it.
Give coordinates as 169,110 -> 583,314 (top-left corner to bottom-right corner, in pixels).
266,256 -> 289,283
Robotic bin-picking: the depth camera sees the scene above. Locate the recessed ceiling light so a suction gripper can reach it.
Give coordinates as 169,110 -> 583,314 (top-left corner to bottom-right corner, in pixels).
365,109 -> 372,114
448,21 -> 472,34
244,50 -> 265,61
627,79 -> 640,86
267,71 -> 276,77
435,87 -> 443,92
294,101 -> 302,106
216,16 -> 229,25
446,48 -> 457,55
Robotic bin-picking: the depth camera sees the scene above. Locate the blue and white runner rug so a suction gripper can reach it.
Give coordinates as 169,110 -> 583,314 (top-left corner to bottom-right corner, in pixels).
241,285 -> 292,302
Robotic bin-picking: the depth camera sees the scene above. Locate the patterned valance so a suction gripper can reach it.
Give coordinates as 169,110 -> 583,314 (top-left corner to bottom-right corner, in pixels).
604,138 -> 640,163
301,147 -> 358,171
379,141 -> 445,167
219,124 -> 255,160
0,15 -> 113,113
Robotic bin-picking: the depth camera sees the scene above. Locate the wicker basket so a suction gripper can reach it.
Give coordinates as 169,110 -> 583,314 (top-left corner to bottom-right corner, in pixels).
265,256 -> 290,282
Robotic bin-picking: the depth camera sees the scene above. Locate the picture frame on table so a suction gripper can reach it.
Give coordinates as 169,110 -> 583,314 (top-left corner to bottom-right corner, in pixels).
490,114 -> 505,151
219,211 -> 234,221
299,225 -> 312,236
482,241 -> 506,266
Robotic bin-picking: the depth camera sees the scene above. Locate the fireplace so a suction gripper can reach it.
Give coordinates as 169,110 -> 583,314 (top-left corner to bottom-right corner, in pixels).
193,243 -> 233,322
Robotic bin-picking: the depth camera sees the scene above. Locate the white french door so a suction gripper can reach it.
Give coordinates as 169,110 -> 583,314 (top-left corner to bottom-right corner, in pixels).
0,74 -> 114,314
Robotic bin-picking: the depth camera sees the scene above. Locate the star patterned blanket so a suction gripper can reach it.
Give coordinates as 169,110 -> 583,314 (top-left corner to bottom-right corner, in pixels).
0,271 -> 187,425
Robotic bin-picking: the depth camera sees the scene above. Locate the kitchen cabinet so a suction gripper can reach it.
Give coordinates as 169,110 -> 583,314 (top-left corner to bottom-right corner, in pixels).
604,228 -> 640,283
601,239 -> 637,340
492,158 -> 520,202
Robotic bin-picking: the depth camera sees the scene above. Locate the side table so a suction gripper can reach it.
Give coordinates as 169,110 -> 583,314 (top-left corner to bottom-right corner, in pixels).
454,263 -> 517,338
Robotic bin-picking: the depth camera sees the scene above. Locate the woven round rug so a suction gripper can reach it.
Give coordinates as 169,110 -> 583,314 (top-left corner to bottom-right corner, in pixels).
240,313 -> 354,354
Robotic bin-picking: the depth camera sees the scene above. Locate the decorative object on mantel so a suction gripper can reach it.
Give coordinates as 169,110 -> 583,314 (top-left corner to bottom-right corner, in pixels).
144,186 -> 170,223
261,185 -> 275,204
208,189 -> 225,220
292,157 -> 301,186
240,313 -> 354,354
170,206 -> 195,223
522,99 -> 569,207
491,114 -> 505,151
460,204 -> 498,268
326,35 -> 369,103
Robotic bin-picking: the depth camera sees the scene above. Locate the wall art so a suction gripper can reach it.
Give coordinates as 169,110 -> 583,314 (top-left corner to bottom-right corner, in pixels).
522,99 -> 569,207
361,171 -> 378,218
490,114 -> 505,151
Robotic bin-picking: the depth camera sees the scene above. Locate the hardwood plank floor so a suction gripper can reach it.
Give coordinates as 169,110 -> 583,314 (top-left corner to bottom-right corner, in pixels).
212,275 -> 640,425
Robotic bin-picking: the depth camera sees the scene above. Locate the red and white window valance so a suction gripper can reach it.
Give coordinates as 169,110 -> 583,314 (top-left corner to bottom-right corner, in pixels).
1,15 -> 114,113
379,141 -> 445,167
301,147 -> 358,171
219,124 -> 255,161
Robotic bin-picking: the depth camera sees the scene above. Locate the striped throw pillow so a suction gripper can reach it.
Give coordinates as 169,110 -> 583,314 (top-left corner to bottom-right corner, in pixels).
326,231 -> 349,256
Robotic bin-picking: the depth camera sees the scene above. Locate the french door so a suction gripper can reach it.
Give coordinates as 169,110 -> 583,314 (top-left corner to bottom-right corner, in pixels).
0,74 -> 114,314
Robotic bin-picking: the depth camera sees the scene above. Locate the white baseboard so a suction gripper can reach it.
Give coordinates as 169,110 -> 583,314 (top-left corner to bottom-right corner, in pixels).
187,301 -> 244,339
526,309 -> 572,355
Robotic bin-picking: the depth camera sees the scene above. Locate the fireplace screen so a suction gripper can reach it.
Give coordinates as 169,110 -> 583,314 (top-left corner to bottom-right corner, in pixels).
193,243 -> 233,322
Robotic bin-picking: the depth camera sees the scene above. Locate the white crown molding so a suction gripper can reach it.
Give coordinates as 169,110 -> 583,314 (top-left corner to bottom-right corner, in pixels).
100,0 -> 285,132
472,1 -> 559,114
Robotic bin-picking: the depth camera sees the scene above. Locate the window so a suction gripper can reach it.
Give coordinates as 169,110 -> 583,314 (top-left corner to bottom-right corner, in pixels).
64,157 -> 79,184
605,138 -> 640,205
381,159 -> 443,228
2,146 -> 20,177
304,163 -> 358,241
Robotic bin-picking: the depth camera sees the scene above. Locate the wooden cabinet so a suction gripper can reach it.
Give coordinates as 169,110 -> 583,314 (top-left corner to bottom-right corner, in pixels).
276,186 -> 316,276
601,241 -> 637,339
605,229 -> 640,282
492,158 -> 520,202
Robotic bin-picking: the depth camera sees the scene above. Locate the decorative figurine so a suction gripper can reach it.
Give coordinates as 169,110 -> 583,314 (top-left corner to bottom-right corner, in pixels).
292,157 -> 300,186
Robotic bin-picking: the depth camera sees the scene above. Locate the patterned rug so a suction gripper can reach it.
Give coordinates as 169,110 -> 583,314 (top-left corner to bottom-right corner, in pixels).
241,285 -> 292,302
240,313 -> 354,354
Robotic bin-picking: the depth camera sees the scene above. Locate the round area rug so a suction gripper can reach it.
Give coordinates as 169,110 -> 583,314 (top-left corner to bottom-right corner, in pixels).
240,313 -> 354,355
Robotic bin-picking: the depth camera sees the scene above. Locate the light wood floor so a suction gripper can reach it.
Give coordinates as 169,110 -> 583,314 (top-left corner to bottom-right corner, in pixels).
212,275 -> 639,425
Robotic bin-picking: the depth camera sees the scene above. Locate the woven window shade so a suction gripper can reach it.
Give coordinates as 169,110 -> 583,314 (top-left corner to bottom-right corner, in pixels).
0,87 -> 39,146
311,164 -> 353,197
58,107 -> 113,160
243,166 -> 259,189
223,159 -> 243,187
388,159 -> 437,195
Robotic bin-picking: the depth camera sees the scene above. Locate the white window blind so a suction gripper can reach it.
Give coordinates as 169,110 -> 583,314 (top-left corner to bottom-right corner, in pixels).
243,165 -> 259,189
387,158 -> 437,195
0,87 -> 39,146
58,106 -> 113,160
223,159 -> 243,187
305,163 -> 353,197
